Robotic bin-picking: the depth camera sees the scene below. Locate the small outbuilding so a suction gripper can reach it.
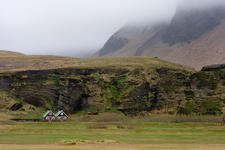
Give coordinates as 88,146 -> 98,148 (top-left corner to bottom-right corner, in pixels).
42,110 -> 56,122
55,110 -> 68,121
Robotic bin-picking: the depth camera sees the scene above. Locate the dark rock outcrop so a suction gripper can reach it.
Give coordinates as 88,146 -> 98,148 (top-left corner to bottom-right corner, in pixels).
0,76 -> 12,90
162,6 -> 225,45
202,63 -> 225,71
99,36 -> 128,56
10,103 -> 23,111
0,65 -> 224,115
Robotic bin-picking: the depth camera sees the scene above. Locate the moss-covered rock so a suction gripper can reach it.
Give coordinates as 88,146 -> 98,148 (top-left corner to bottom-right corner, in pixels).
0,62 -> 224,115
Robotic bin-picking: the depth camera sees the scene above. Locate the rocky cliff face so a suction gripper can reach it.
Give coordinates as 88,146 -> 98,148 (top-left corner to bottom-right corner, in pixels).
98,36 -> 129,57
96,6 -> 225,70
161,6 -> 225,45
1,64 -> 224,115
95,24 -> 166,57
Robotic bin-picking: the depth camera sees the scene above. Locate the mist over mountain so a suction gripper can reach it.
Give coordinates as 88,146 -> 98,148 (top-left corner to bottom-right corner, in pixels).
178,0 -> 225,9
96,3 -> 225,69
0,0 -> 178,57
1,0 -> 225,65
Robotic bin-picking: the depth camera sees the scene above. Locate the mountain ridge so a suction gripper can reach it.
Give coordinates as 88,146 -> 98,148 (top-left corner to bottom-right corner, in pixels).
96,5 -> 225,70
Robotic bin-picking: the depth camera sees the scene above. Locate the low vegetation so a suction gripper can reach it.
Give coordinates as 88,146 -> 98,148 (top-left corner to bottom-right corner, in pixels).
0,52 -> 193,73
0,121 -> 225,150
0,54 -> 225,116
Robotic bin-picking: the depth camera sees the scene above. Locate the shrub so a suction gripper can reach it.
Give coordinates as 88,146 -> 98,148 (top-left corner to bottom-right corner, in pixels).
184,102 -> 199,114
177,107 -> 191,115
200,99 -> 222,115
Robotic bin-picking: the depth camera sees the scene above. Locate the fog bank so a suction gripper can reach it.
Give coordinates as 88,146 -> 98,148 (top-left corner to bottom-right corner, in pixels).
0,0 -> 223,57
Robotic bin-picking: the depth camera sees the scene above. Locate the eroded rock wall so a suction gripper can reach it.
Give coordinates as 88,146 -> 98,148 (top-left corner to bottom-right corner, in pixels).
0,67 -> 224,115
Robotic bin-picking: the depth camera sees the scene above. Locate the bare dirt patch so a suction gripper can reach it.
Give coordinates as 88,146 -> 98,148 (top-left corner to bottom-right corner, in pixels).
0,144 -> 225,150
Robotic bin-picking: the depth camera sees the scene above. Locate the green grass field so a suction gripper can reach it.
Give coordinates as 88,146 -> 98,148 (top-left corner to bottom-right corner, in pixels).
0,54 -> 194,73
0,121 -> 225,150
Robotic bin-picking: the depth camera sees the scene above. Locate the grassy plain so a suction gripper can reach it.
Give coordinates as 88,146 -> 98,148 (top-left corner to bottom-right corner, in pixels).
0,119 -> 225,150
0,52 -> 194,73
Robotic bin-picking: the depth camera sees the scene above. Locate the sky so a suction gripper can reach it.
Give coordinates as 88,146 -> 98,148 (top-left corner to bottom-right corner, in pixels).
0,0 -> 179,57
0,0 -> 223,57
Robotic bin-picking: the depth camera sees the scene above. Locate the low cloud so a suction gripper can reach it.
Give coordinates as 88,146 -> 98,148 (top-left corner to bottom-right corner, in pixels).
1,0 -> 223,57
179,0 -> 225,9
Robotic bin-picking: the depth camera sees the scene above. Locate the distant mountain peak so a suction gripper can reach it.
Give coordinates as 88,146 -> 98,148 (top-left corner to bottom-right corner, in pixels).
162,5 -> 225,45
95,5 -> 225,70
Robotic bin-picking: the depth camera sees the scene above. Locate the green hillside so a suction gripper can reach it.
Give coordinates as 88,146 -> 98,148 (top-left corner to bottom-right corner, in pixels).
0,52 -> 193,73
0,54 -> 224,117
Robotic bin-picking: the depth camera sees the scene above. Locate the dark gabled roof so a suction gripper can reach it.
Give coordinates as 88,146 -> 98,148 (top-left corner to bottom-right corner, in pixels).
55,110 -> 68,118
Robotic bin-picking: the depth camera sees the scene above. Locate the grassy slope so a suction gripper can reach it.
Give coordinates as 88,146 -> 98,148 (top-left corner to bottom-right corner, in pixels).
0,52 -> 194,114
0,50 -> 194,73
0,50 -> 25,57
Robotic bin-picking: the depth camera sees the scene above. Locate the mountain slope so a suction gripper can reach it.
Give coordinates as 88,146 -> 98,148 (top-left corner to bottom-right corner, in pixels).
96,6 -> 225,70
0,50 -> 25,57
95,24 -> 167,57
